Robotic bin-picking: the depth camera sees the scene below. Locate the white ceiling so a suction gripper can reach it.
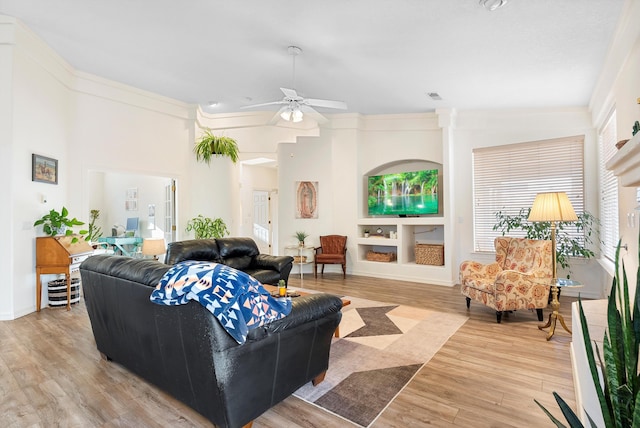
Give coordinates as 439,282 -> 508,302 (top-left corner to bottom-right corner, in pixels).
0,0 -> 626,116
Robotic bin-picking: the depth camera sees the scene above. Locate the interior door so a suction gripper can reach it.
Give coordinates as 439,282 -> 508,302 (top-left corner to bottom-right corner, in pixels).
165,180 -> 176,243
253,190 -> 271,254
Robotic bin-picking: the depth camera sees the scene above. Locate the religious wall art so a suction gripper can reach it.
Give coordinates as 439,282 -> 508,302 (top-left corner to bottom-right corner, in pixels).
295,181 -> 318,219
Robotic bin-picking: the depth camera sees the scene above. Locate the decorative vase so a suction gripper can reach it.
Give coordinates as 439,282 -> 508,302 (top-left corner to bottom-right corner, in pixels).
299,240 -> 304,247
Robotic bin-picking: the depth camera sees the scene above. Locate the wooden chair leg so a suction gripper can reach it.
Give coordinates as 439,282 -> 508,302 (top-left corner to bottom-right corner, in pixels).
496,311 -> 503,323
465,297 -> 471,309
536,308 -> 543,321
342,263 -> 346,278
314,261 -> 317,278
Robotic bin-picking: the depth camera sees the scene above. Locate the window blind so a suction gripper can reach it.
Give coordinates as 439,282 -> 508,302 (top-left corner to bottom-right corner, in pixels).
599,110 -> 618,261
473,136 -> 585,252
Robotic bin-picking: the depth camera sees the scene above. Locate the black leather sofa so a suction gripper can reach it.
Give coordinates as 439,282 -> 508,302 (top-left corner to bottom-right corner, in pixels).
80,255 -> 343,428
165,237 -> 294,285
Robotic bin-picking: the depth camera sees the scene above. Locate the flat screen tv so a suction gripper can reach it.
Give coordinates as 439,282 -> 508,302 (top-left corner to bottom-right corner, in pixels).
367,169 -> 438,216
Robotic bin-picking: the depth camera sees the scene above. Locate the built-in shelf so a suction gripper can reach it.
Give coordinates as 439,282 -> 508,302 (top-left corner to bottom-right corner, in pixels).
606,132 -> 640,187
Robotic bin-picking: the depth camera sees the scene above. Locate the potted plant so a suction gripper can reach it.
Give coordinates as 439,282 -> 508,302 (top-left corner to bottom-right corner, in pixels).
193,129 -> 239,164
493,208 -> 599,277
294,231 -> 309,247
535,236 -> 640,427
33,206 -> 88,243
186,215 -> 229,239
86,209 -> 103,244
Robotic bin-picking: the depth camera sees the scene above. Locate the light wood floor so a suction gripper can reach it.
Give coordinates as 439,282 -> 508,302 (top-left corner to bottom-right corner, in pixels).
1,273 -> 579,427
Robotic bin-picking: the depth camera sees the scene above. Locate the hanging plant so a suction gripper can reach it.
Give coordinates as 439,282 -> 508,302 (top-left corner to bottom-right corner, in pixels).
193,130 -> 239,164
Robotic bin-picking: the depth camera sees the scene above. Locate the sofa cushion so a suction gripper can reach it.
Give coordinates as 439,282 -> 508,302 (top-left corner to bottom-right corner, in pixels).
164,239 -> 222,264
217,237 -> 260,258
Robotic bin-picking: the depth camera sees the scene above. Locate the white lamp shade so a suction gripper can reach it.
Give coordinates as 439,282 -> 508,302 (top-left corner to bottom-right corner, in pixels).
280,109 -> 292,121
528,192 -> 578,222
142,238 -> 166,256
292,109 -> 303,122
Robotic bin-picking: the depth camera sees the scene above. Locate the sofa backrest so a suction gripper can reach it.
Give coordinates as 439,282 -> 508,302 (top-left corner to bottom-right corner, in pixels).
216,237 -> 260,271
164,239 -> 221,265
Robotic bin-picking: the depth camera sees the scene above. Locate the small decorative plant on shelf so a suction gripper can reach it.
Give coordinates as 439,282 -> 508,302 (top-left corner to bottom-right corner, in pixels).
193,129 -> 239,164
493,207 -> 599,277
294,231 -> 309,247
33,207 -> 88,243
186,215 -> 229,239
535,236 -> 640,427
86,209 -> 103,243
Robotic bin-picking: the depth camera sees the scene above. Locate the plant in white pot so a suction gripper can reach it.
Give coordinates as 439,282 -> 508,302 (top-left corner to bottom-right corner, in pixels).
33,207 -> 88,243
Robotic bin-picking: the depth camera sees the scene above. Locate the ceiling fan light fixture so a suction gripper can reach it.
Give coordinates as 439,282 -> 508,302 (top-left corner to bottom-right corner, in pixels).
292,108 -> 304,122
280,109 -> 293,121
479,0 -> 508,11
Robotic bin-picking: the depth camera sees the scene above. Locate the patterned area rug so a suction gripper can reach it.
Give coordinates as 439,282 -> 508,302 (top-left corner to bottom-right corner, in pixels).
294,294 -> 468,427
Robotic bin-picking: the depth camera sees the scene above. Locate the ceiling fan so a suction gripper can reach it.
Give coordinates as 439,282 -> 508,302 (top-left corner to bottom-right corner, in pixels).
242,46 -> 347,125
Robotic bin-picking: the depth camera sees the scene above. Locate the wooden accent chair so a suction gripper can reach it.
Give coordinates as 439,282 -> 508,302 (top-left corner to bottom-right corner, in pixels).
314,235 -> 347,278
459,237 -> 553,323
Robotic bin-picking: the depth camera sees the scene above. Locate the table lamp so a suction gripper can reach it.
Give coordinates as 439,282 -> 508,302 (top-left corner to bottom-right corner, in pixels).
141,238 -> 166,261
528,192 -> 577,339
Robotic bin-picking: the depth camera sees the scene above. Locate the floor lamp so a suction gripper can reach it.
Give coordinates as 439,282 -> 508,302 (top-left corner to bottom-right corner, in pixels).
528,192 -> 578,340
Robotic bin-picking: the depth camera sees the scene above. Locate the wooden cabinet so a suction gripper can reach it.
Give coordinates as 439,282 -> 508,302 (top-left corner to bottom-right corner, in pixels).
35,236 -> 93,311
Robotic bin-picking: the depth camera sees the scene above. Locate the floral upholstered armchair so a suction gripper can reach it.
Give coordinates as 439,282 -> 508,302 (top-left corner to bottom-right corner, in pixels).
459,237 -> 553,323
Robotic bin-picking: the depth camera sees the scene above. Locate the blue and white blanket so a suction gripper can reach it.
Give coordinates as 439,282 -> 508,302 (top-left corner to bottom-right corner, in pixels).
150,261 -> 291,344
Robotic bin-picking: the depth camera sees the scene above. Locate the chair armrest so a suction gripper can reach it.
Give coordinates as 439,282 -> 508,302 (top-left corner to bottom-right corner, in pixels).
315,246 -> 322,255
254,254 -> 294,273
460,261 -> 501,279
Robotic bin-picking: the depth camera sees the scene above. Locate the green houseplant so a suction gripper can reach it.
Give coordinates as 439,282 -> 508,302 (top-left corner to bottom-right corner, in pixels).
494,207 -> 599,277
33,207 -> 88,243
186,215 -> 229,239
193,130 -> 239,164
535,236 -> 640,427
294,231 -> 309,246
87,209 -> 103,243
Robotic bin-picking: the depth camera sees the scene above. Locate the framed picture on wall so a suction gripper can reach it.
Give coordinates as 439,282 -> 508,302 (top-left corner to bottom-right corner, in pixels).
295,181 -> 318,219
32,154 -> 58,184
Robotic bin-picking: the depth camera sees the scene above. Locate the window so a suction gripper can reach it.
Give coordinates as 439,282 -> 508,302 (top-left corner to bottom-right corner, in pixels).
473,136 -> 585,252
599,109 -> 618,261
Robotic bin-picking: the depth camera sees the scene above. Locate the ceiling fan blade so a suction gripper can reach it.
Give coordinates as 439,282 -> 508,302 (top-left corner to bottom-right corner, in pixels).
303,98 -> 347,110
280,87 -> 299,99
267,106 -> 289,125
241,100 -> 286,109
300,105 -> 328,124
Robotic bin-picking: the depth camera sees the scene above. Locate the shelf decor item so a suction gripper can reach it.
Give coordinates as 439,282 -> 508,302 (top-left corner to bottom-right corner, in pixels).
366,250 -> 397,262
415,243 -> 444,266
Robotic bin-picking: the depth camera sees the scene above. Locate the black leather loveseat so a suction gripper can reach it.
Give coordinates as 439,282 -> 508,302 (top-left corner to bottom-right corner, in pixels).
165,237 -> 294,285
80,255 -> 343,428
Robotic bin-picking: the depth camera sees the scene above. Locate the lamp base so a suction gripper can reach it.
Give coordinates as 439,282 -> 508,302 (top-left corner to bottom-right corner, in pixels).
538,285 -> 572,340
